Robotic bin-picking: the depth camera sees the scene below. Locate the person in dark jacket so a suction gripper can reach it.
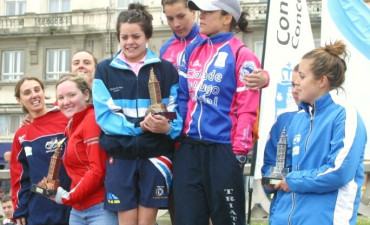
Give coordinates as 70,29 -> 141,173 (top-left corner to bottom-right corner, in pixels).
92,3 -> 182,225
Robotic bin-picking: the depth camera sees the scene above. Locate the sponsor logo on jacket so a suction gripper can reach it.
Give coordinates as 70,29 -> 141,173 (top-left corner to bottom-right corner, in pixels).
45,137 -> 58,153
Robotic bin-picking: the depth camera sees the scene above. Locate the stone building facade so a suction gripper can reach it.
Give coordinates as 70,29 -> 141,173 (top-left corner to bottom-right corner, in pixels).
0,0 -> 322,145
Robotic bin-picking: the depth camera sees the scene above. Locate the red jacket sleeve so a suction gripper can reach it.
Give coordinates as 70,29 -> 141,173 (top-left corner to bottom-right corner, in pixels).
10,129 -> 30,219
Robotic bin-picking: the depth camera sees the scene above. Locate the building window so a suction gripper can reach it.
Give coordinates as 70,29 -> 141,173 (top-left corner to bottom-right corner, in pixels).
0,114 -> 23,135
254,41 -> 264,61
117,0 -> 145,9
117,0 -> 145,20
49,0 -> 70,13
5,0 -> 26,16
46,49 -> 70,80
1,51 -> 24,81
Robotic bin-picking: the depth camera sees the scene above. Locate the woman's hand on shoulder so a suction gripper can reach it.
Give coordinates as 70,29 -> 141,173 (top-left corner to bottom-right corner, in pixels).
21,114 -> 33,126
243,69 -> 268,90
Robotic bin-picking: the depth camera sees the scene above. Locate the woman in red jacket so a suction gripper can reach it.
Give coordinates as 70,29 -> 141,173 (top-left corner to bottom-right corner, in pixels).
53,74 -> 118,225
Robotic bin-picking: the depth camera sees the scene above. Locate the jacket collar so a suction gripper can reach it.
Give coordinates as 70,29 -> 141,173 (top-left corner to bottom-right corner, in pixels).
110,48 -> 161,70
299,89 -> 342,115
206,32 -> 234,45
173,23 -> 200,41
68,104 -> 93,131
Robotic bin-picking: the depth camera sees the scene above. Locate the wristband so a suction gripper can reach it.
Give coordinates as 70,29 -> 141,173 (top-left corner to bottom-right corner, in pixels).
236,154 -> 247,164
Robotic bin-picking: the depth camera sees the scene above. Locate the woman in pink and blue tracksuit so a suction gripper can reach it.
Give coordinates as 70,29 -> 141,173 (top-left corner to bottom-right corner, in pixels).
160,0 -> 269,90
172,0 -> 265,224
160,0 -> 205,71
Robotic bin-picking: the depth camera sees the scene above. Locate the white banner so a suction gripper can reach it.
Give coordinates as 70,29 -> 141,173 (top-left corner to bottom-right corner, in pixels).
321,0 -> 370,159
255,0 -> 315,178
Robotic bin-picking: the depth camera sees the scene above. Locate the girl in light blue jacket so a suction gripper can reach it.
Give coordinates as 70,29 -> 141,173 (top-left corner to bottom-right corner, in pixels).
271,40 -> 367,225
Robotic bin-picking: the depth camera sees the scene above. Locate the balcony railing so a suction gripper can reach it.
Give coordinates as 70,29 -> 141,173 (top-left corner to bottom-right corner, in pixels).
0,18 -> 24,29
244,1 -> 322,21
0,13 -> 73,33
0,1 -> 322,34
35,15 -> 71,27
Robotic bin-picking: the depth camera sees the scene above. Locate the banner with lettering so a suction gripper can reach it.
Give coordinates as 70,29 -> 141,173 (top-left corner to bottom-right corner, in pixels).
321,0 -> 370,159
255,0 -> 314,178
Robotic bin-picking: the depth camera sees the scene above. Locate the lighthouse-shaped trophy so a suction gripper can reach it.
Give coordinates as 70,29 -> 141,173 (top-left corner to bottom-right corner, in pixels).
262,128 -> 290,186
146,68 -> 176,121
31,138 -> 66,197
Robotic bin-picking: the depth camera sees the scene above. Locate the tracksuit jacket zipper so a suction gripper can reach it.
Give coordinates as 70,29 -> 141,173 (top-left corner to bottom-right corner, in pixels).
288,106 -> 315,224
195,37 -> 214,140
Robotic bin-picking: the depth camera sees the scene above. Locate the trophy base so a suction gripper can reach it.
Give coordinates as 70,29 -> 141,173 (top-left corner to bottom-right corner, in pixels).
154,112 -> 176,121
31,184 -> 57,197
262,177 -> 282,187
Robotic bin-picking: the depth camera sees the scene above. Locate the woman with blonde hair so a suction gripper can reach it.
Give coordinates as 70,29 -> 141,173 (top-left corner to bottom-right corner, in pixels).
52,74 -> 118,225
